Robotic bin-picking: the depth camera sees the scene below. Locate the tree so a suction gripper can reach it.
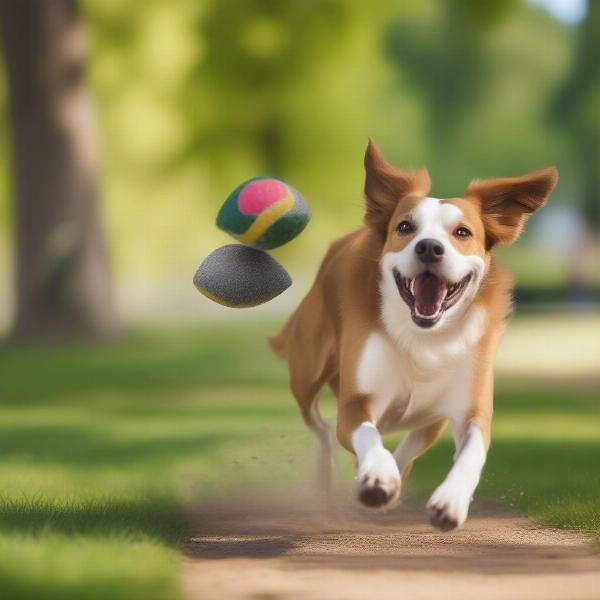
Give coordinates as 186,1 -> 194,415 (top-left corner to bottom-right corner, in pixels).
192,0 -> 352,175
384,0 -> 519,183
553,1 -> 600,228
0,0 -> 117,341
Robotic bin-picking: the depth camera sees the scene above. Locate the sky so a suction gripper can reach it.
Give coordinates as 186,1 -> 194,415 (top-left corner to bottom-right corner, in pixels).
529,0 -> 588,23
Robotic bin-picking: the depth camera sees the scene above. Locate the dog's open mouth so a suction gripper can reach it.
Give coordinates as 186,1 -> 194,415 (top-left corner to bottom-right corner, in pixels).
392,269 -> 472,328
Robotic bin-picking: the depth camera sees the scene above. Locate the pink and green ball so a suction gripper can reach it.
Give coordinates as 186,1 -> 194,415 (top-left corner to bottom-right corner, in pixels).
216,177 -> 310,250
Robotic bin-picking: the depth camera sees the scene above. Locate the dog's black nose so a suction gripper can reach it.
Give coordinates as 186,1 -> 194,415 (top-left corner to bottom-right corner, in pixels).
415,238 -> 444,264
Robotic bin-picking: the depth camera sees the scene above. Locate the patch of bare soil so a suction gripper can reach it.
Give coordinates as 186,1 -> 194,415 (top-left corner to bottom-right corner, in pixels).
184,491 -> 600,600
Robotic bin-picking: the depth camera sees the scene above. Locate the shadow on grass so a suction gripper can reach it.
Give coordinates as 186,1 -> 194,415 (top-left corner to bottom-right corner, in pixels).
0,424 -> 237,468
0,424 -> 239,551
0,495 -> 187,546
0,325 -> 286,405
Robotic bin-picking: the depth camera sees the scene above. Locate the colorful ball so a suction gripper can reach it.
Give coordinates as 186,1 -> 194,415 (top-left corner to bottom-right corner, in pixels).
193,244 -> 292,308
216,177 -> 310,250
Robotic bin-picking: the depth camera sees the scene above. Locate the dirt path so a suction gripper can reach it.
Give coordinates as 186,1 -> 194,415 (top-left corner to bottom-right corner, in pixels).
184,492 -> 600,600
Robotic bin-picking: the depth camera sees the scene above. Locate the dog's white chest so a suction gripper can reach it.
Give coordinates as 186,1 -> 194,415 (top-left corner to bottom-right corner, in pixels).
356,331 -> 473,431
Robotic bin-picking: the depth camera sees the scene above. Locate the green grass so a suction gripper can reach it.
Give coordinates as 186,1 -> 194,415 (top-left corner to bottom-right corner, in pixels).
0,319 -> 598,599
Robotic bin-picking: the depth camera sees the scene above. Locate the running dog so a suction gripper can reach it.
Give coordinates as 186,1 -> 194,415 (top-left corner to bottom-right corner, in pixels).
270,140 -> 557,530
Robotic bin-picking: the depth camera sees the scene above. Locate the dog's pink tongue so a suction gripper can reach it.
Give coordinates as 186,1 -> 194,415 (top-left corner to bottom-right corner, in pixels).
413,273 -> 447,317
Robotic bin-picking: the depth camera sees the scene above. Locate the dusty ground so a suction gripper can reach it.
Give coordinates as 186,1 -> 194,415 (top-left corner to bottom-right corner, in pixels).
184,491 -> 600,600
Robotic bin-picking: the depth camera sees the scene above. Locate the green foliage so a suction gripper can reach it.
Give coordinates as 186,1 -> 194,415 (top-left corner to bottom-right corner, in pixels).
77,1 -> 579,281
189,0 -> 356,174
385,3 -> 570,194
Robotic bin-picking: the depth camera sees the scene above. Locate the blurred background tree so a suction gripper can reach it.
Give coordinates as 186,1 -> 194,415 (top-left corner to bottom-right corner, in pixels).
0,0 -> 116,341
552,0 -> 600,227
191,0 -> 358,175
385,0 -> 519,185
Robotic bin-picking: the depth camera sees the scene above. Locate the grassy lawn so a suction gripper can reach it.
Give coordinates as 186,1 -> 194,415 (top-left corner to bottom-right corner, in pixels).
0,317 -> 598,599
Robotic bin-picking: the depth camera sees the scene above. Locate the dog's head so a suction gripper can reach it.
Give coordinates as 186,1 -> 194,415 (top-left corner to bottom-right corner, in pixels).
364,139 -> 557,330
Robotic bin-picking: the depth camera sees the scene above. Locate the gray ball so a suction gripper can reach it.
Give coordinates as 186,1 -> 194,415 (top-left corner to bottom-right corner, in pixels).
193,244 -> 292,307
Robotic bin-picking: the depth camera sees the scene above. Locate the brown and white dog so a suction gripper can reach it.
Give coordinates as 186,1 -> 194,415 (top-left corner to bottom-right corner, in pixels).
270,140 -> 557,531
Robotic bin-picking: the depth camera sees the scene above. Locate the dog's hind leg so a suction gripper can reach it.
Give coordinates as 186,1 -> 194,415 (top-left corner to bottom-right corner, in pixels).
272,285 -> 338,498
308,397 -> 336,498
290,370 -> 336,499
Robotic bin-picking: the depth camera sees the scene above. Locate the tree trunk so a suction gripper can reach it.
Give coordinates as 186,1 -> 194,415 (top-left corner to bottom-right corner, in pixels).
0,0 -> 117,341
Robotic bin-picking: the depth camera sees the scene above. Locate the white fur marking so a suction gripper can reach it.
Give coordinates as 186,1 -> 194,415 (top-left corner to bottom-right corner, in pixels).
356,332 -> 410,421
386,197 -> 479,284
355,328 -> 481,431
378,195 -> 487,368
352,422 -> 401,505
414,197 -> 463,234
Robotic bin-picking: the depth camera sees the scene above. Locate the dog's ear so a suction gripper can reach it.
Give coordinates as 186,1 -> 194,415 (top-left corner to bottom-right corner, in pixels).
465,167 -> 558,248
364,139 -> 430,233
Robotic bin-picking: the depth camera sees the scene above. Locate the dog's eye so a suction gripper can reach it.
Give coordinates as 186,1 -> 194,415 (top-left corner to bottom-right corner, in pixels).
397,221 -> 414,235
454,226 -> 472,239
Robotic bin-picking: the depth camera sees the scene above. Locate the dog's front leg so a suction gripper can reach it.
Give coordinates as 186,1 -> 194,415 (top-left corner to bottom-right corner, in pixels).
352,422 -> 401,507
426,419 -> 490,530
337,398 -> 400,508
426,333 -> 497,531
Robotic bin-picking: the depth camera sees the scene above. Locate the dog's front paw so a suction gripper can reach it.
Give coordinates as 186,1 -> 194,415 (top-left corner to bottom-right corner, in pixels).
357,449 -> 401,508
426,481 -> 471,531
